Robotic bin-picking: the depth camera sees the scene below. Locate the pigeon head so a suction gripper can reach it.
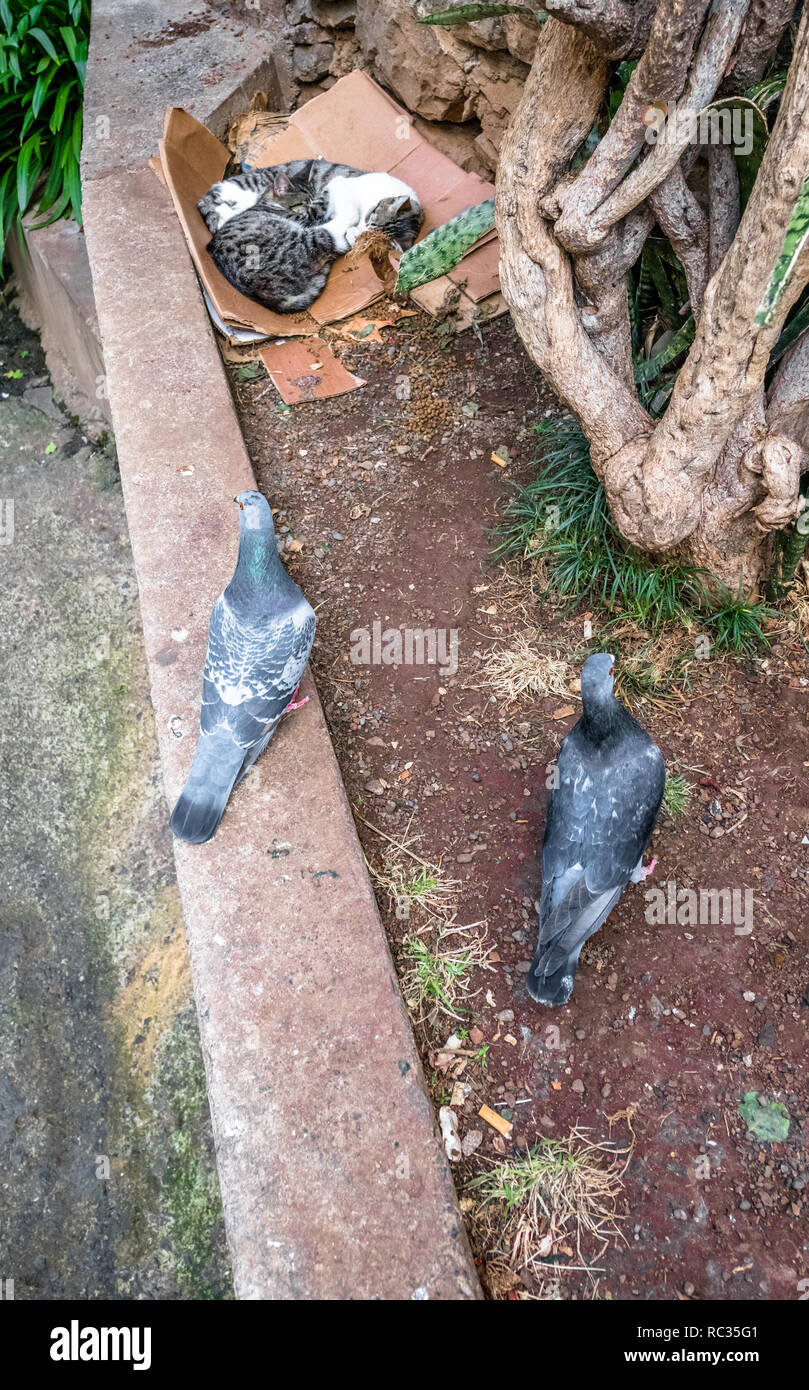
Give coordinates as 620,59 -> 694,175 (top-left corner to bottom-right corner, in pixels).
234,490 -> 273,532
580,652 -> 615,706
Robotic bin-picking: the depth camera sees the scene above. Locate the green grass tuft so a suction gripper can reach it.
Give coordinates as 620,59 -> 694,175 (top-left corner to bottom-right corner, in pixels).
662,773 -> 691,820
498,415 -> 773,653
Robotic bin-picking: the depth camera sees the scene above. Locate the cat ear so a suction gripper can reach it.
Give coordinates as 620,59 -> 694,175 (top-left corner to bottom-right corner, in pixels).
392,194 -> 417,214
273,172 -> 291,196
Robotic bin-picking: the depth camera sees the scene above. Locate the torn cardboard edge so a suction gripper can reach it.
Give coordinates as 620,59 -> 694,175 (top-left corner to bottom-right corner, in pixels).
259,337 -> 365,404
159,70 -> 502,344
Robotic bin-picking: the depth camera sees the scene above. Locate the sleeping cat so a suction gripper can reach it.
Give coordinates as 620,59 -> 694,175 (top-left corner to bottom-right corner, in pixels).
199,159 -> 424,251
198,158 -> 363,232
321,171 -> 423,253
201,158 -> 424,314
206,210 -> 341,314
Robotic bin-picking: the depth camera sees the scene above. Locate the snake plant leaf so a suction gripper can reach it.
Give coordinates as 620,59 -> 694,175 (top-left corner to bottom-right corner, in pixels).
756,176 -> 809,327
419,4 -> 545,24
634,318 -> 695,385
395,198 -> 495,296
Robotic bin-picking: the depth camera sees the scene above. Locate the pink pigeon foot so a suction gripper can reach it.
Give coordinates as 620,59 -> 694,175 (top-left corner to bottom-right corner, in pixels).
640,856 -> 658,879
282,686 -> 310,714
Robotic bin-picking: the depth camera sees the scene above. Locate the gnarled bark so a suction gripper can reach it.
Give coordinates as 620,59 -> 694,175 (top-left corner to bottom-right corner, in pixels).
496,2 -> 809,591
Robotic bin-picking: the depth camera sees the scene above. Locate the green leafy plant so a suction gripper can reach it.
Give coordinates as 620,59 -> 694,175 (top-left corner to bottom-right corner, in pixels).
395,198 -> 494,295
756,175 -> 809,326
703,588 -> 775,653
419,4 -> 546,25
466,1131 -> 629,1267
0,0 -> 89,250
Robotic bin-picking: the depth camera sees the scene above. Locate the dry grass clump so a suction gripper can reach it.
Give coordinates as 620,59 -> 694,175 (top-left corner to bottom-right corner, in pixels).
478,632 -> 573,705
402,921 -> 492,1024
466,1130 -> 631,1277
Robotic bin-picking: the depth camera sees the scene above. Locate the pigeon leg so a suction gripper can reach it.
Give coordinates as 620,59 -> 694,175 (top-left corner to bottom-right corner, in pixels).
283,685 -> 310,714
630,854 -> 658,883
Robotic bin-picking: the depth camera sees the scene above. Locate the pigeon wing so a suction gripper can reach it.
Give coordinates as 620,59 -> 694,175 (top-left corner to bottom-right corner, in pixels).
538,729 -> 665,957
201,594 -> 315,750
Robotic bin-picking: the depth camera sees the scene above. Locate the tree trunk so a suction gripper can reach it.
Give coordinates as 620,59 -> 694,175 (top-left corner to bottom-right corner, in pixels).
496,1 -> 809,592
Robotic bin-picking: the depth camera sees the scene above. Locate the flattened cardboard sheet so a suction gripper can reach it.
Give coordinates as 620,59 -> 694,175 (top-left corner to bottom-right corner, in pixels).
259,337 -> 365,403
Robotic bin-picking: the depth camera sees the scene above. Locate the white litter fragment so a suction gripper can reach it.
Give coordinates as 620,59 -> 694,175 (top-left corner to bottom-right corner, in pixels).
439,1107 -> 463,1163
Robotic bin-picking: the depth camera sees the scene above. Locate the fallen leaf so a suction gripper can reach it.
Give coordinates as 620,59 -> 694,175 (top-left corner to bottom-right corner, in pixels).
450,1081 -> 466,1109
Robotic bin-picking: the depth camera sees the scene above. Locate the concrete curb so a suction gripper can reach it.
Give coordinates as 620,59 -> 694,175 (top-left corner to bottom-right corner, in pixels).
81,3 -> 482,1300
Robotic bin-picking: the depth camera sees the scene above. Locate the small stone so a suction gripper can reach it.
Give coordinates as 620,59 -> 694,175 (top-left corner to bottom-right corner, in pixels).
571,1079 -> 585,1094
601,1082 -> 612,1099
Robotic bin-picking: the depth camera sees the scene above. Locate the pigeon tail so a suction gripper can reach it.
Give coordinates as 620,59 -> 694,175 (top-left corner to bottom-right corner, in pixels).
527,883 -> 622,1007
525,945 -> 579,1008
170,727 -> 246,844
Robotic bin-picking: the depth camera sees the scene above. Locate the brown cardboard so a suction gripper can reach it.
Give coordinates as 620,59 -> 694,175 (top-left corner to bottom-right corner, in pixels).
259,337 -> 365,403
159,71 -> 503,342
448,238 -> 501,302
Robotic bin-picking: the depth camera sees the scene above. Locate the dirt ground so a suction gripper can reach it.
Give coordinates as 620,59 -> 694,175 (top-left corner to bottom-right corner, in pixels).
231,309 -> 809,1301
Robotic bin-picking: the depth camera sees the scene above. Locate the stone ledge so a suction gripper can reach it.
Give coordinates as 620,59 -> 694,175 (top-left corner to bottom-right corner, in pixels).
81,5 -> 481,1300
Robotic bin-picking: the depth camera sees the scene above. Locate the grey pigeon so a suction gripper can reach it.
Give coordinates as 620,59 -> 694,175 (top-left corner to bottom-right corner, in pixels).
170,490 -> 315,844
526,652 -> 665,1007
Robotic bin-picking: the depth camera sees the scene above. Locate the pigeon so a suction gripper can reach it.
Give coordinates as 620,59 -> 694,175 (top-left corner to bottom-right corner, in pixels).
170,490 -> 315,844
526,652 -> 665,1007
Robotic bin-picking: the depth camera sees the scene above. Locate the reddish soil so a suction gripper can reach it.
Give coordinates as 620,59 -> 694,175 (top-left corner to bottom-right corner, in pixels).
231,311 -> 809,1301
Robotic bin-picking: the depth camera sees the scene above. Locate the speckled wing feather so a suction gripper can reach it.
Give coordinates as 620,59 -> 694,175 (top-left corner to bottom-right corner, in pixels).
201,593 -> 315,749
529,713 -> 665,1005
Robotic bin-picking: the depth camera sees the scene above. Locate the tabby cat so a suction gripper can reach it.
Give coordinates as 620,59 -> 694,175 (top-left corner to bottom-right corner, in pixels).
200,158 -> 423,314
198,158 -> 363,232
206,210 -> 340,315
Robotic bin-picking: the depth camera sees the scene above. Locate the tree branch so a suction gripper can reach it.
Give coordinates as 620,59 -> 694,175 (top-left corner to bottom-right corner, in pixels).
546,0 -> 711,242
496,17 -> 650,455
555,0 -> 749,255
649,164 -> 710,313
604,10 -> 809,549
542,0 -> 660,59
729,0 -> 796,90
707,141 -> 741,274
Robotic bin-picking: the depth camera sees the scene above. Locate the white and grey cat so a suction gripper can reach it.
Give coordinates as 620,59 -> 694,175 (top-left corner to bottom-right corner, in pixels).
199,157 -> 423,314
